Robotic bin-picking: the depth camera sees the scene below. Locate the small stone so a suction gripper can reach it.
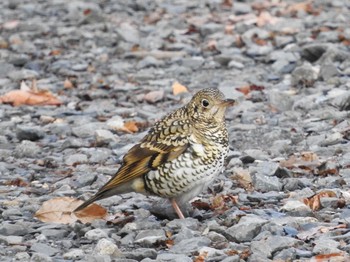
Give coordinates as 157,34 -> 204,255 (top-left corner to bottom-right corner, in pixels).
226,215 -> 268,242
319,64 -> 339,81
63,249 -> 85,259
170,237 -> 211,254
85,228 -> 109,240
291,62 -> 319,87
251,173 -> 282,192
72,63 -> 88,71
72,122 -> 106,138
30,243 -> 59,256
116,22 -> 140,43
200,23 -> 224,36
156,253 -> 192,262
14,140 -> 41,158
3,235 -> 23,245
0,222 -> 29,236
251,235 -> 298,258
94,238 -> 121,256
30,253 -> 53,262
123,248 -> 157,260
313,238 -> 341,254
281,200 -> 313,217
135,229 -> 166,247
7,69 -> 39,80
14,252 -> 30,261
16,125 -> 45,141
144,90 -> 164,103
65,153 -> 88,166
95,129 -> 119,145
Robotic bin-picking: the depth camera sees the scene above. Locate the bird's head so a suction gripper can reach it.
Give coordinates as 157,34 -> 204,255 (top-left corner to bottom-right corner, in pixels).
188,88 -> 235,122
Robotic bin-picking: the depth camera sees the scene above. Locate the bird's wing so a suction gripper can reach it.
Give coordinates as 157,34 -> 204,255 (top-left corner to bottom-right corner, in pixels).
97,118 -> 192,192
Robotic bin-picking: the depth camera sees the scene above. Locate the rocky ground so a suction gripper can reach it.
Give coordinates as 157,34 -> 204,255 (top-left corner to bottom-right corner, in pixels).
1,0 -> 350,261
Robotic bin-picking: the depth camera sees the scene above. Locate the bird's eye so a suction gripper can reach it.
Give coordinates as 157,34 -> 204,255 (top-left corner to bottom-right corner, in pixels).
201,99 -> 209,108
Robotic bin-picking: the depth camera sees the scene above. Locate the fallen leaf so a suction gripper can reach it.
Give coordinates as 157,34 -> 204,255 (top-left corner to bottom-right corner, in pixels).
35,197 -> 107,224
231,168 -> 254,191
257,11 -> 279,27
4,178 -> 28,187
301,151 -> 318,162
191,199 -> 211,210
236,85 -> 251,96
63,79 -> 74,89
172,81 -> 188,95
194,251 -> 208,262
302,190 -> 337,211
123,121 -> 139,133
311,253 -> 346,262
49,49 -> 61,56
0,80 -> 62,106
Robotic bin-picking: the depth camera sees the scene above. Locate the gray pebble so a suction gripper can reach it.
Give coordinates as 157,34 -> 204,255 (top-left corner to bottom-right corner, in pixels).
226,215 -> 268,242
30,243 -> 59,256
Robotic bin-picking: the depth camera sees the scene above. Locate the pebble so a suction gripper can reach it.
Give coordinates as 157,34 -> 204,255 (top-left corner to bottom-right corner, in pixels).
85,228 -> 109,240
94,238 -> 121,257
226,215 -> 268,242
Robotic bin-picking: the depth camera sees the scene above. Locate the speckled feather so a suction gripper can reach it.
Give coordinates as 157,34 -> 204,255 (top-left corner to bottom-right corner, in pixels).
74,88 -> 234,214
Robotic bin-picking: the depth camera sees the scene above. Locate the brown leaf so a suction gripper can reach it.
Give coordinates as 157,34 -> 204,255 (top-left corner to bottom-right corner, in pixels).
63,79 -> 74,89
231,168 -> 254,191
123,121 -> 139,133
172,81 -> 188,95
301,151 -> 318,162
35,197 -> 107,224
191,199 -> 211,211
236,85 -> 251,95
303,190 -> 337,211
194,251 -> 208,262
312,253 -> 346,262
4,178 -> 28,187
49,49 -> 61,56
256,11 -> 279,27
0,80 -> 62,106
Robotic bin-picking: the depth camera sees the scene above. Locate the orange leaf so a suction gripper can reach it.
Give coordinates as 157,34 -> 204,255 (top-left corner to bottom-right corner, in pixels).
64,79 -> 74,89
313,253 -> 346,262
123,121 -> 139,133
172,81 -> 188,95
236,86 -> 251,95
194,251 -> 208,262
35,197 -> 107,224
0,81 -> 62,106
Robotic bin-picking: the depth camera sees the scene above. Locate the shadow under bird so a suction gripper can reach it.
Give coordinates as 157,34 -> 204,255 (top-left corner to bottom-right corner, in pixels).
74,88 -> 235,219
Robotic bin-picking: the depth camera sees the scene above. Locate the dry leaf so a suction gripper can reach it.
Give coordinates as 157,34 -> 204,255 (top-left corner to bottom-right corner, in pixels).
64,79 -> 74,89
231,168 -> 254,191
49,49 -> 61,56
302,190 -> 337,211
172,81 -> 188,95
256,11 -> 279,27
280,152 -> 320,169
236,86 -> 251,96
123,121 -> 139,133
194,251 -> 208,262
0,80 -> 62,106
301,151 -> 318,162
311,253 -> 347,262
35,197 -> 107,224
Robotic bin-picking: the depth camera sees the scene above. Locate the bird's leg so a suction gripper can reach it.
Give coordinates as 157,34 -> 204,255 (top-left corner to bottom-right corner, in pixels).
170,198 -> 185,219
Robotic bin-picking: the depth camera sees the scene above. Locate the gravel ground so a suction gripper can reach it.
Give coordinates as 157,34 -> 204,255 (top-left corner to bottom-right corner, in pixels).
1,0 -> 350,261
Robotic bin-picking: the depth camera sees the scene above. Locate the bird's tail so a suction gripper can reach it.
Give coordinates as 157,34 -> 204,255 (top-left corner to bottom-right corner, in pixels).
74,192 -> 106,212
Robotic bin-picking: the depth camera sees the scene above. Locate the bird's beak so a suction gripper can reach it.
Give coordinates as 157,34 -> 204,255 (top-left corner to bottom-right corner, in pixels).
219,99 -> 235,107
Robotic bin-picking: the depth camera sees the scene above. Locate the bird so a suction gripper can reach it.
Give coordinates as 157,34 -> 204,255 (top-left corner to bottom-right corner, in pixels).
74,88 -> 234,219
